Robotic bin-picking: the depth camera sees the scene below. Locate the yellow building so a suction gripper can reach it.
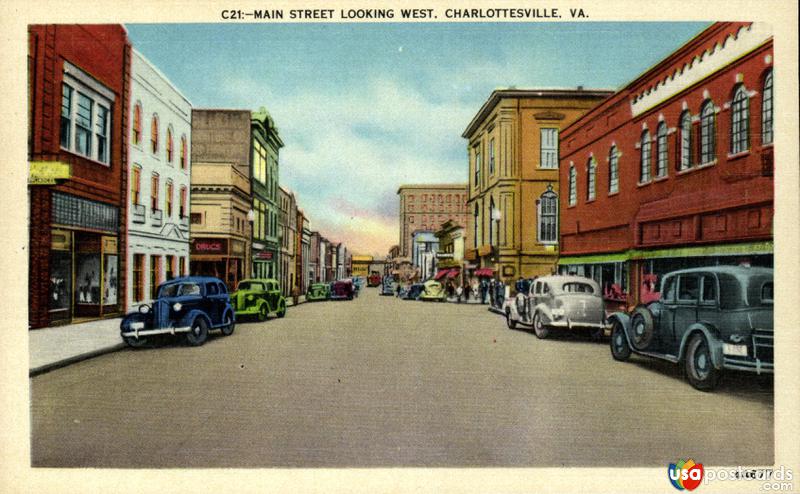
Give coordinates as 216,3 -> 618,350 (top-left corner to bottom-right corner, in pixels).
350,255 -> 373,278
462,89 -> 612,281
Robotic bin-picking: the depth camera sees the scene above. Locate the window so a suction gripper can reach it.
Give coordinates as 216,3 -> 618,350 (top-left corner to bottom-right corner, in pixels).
151,174 -> 159,212
489,138 -> 495,174
181,135 -> 188,169
166,181 -> 173,217
679,111 -> 692,170
762,70 -> 773,145
150,115 -> 159,154
540,128 -> 559,168
132,102 -> 142,145
678,275 -> 699,302
608,146 -> 619,194
587,158 -> 596,201
700,100 -> 716,164
166,126 -> 174,163
568,165 -> 577,206
730,85 -> 750,154
538,187 -> 558,243
150,255 -> 161,300
179,186 -> 187,218
656,122 -> 668,177
488,198 -> 495,246
700,275 -> 717,304
75,93 -> 93,156
190,212 -> 202,224
563,282 -> 594,294
60,84 -> 73,148
640,130 -> 651,183
133,254 -> 144,303
60,63 -> 114,164
473,203 -> 479,248
166,255 -> 175,281
131,167 -> 141,205
474,149 -> 481,187
179,257 -> 186,277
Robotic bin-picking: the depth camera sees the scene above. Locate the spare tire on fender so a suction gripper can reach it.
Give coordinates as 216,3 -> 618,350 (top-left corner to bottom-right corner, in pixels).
630,305 -> 655,350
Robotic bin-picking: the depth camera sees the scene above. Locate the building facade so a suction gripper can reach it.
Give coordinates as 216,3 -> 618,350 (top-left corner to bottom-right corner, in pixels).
411,231 -> 440,281
350,255 -> 373,278
250,108 -> 283,281
462,88 -> 612,283
397,184 -> 468,262
189,109 -> 252,289
126,50 -> 192,310
296,209 -> 310,295
277,186 -> 296,296
28,25 -> 131,328
558,22 -> 774,308
434,220 -> 466,271
309,231 -> 321,283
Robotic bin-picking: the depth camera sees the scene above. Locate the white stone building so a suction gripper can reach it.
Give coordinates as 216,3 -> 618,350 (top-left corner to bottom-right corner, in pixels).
125,50 -> 192,310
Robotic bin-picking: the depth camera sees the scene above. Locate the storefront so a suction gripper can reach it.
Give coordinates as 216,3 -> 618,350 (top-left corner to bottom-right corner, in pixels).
190,237 -> 246,290
252,248 -> 277,279
48,192 -> 121,324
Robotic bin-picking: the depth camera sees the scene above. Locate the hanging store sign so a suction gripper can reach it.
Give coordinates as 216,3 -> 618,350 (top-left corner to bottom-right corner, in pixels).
29,161 -> 71,185
191,238 -> 228,255
256,250 -> 274,260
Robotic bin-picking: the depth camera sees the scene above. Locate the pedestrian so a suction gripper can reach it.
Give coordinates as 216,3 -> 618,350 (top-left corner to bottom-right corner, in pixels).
480,279 -> 488,304
291,284 -> 300,306
456,285 -> 463,303
488,279 -> 496,306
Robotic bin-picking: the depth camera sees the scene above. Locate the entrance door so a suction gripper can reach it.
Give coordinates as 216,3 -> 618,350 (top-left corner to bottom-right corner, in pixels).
49,250 -> 72,323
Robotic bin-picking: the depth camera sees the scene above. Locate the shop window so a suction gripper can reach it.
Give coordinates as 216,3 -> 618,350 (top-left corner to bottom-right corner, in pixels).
132,102 -> 142,145
679,111 -> 693,170
60,62 -> 113,165
608,146 -> 619,193
639,130 -> 651,183
656,122 -> 668,177
150,255 -> 161,300
166,255 -> 175,281
761,70 -> 773,145
730,85 -> 750,154
540,128 -> 559,168
133,254 -> 144,302
700,100 -> 716,164
76,253 -> 101,305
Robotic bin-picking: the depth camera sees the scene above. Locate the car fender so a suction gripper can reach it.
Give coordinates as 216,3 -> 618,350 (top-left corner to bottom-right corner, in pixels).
258,298 -> 273,313
677,323 -> 724,369
607,312 -> 632,344
179,310 -> 212,330
222,307 -> 236,324
120,312 -> 148,332
534,302 -> 552,324
505,299 -> 518,319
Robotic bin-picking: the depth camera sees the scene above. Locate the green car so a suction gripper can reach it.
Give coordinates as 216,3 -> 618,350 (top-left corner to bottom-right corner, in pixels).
419,279 -> 447,302
306,282 -> 331,301
230,278 -> 286,321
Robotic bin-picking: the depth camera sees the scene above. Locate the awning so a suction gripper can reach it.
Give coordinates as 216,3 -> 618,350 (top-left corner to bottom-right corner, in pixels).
446,268 -> 461,279
433,269 -> 449,280
474,268 -> 494,277
558,241 -> 774,265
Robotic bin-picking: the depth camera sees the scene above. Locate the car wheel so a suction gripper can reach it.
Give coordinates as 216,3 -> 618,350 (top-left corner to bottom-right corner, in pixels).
506,310 -> 517,329
533,311 -> 550,339
220,313 -> 235,336
630,306 -> 655,351
186,317 -> 209,346
610,320 -> 631,361
123,335 -> 149,349
257,303 -> 268,322
277,300 -> 287,318
684,333 -> 721,391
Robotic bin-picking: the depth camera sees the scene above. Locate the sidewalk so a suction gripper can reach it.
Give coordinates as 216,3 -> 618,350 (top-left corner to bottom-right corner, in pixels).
29,317 -> 125,376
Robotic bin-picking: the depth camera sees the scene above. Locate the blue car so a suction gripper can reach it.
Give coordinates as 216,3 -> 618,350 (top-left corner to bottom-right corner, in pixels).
120,276 -> 235,348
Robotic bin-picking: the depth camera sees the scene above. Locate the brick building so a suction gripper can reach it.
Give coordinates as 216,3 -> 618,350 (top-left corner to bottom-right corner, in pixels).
28,25 -> 131,328
558,22 -> 774,309
397,183 -> 468,262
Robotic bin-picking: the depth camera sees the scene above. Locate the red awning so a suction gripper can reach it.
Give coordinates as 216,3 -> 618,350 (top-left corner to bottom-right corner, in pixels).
446,268 -> 460,278
433,269 -> 449,280
474,268 -> 495,277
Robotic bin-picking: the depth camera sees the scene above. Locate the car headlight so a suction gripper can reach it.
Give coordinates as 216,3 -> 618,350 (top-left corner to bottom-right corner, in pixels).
172,302 -> 182,312
247,295 -> 254,301
552,308 -> 565,317
138,304 -> 150,314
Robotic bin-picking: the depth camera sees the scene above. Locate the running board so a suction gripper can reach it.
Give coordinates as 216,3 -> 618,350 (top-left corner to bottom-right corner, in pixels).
632,349 -> 679,363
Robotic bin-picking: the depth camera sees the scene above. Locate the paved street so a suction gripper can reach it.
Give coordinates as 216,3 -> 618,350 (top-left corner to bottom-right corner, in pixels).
30,288 -> 773,468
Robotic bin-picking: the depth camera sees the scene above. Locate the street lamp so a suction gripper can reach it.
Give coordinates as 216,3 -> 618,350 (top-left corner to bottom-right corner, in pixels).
490,208 -> 502,265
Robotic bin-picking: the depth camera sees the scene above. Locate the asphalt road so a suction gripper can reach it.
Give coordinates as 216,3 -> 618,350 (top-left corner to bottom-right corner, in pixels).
30,288 -> 774,467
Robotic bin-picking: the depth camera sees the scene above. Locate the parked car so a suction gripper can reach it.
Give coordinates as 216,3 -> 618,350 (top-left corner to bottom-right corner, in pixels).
419,279 -> 446,302
120,276 -> 235,348
230,278 -> 286,321
380,276 -> 397,296
330,279 -> 355,300
368,273 -> 382,287
306,282 -> 331,301
608,266 -> 774,391
504,275 -> 607,339
353,276 -> 366,291
400,283 -> 425,300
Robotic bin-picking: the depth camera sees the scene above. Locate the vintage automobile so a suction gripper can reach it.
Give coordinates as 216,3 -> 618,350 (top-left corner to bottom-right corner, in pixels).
504,275 -> 607,339
330,279 -> 355,300
230,278 -> 286,321
399,283 -> 425,301
368,273 -> 382,287
608,266 -> 774,391
120,276 -> 235,348
306,282 -> 331,301
380,275 -> 397,296
419,279 -> 446,302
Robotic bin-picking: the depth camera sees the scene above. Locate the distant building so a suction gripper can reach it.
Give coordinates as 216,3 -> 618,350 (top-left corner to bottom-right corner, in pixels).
397,183 -> 468,265
251,108 -> 283,281
351,255 -> 373,278
278,186 -> 296,295
297,209 -> 310,294
411,231 -> 439,281
558,22 -> 774,308
434,220 -> 466,283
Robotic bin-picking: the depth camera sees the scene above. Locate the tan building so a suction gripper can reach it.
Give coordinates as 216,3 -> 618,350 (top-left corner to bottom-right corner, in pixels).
397,184 -> 468,260
278,186 -> 296,297
462,89 -> 612,281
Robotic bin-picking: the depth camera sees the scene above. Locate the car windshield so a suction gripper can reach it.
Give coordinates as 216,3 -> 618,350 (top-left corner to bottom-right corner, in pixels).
237,281 -> 264,291
159,282 -> 201,298
562,282 -> 594,294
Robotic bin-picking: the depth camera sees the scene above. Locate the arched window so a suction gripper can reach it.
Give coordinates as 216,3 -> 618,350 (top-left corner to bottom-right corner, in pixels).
150,115 -> 159,154
568,165 -> 577,206
608,145 -> 619,194
679,111 -> 692,170
656,122 -> 668,177
538,186 -> 558,244
132,102 -> 142,145
730,85 -> 749,154
473,203 -> 479,248
640,130 -> 651,183
180,135 -> 188,169
587,158 -> 596,201
489,198 -> 495,247
166,126 -> 174,163
700,100 -> 716,164
761,70 -> 773,145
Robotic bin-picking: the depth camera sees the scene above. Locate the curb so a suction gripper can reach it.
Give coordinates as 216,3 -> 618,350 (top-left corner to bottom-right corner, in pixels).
29,343 -> 127,377
488,306 -> 506,315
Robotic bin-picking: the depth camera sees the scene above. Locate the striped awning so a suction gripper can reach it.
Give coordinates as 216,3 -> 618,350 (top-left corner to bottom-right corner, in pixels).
433,269 -> 449,280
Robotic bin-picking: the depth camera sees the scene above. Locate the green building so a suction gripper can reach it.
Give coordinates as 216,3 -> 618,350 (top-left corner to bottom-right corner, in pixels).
250,108 -> 283,279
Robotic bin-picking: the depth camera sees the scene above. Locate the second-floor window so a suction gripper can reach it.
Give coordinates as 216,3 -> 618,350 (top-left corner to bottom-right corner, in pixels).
489,138 -> 495,174
131,166 -> 141,205
166,181 -> 173,217
150,115 -> 159,154
60,75 -> 112,165
730,85 -> 749,154
151,174 -> 159,212
181,135 -> 188,169
608,145 -> 619,194
700,100 -> 716,164
540,128 -> 558,168
132,102 -> 142,146
474,148 -> 481,187
762,70 -> 773,145
568,165 -> 577,206
179,186 -> 187,218
639,130 -> 651,183
679,111 -> 693,170
166,127 -> 174,163
587,158 -> 596,201
538,188 -> 558,243
656,122 -> 668,177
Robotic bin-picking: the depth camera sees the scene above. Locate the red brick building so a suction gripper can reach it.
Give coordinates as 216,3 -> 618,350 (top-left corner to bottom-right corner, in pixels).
558,22 -> 774,309
28,25 -> 131,328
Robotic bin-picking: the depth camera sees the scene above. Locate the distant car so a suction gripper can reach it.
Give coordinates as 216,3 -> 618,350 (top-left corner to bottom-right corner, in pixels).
120,276 -> 235,348
380,276 -> 397,296
368,273 -> 382,287
306,282 -> 331,301
608,266 -> 774,391
353,276 -> 366,291
230,278 -> 286,321
400,283 -> 425,300
330,279 -> 355,300
419,279 -> 446,302
504,275 -> 607,339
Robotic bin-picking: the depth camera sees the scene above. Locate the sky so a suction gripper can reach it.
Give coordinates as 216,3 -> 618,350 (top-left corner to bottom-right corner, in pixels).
126,22 -> 707,257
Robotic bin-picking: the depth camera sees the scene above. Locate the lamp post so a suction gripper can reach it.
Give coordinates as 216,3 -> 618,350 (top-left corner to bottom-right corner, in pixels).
247,209 -> 255,278
490,208 -> 502,267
